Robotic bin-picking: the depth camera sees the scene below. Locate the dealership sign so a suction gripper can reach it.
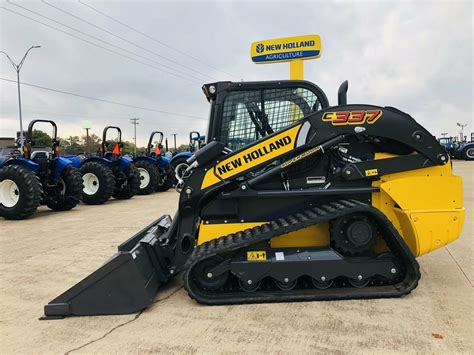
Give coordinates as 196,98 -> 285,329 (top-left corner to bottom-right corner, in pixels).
250,35 -> 321,64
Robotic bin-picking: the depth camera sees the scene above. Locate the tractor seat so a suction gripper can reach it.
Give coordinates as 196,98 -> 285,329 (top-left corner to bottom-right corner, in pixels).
30,151 -> 50,163
104,152 -> 119,161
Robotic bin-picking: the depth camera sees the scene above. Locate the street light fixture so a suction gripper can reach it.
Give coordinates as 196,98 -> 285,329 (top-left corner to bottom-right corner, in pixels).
0,45 -> 41,149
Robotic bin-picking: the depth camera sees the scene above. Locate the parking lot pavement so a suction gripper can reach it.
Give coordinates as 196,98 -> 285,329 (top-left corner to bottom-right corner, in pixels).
0,161 -> 472,354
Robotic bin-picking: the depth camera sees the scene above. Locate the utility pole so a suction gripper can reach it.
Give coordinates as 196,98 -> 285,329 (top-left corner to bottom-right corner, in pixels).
1,46 -> 41,149
82,120 -> 92,155
130,118 -> 140,155
172,133 -> 177,151
457,123 -> 468,142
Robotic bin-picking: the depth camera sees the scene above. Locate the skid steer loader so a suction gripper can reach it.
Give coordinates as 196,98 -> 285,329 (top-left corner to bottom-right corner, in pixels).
42,80 -> 464,319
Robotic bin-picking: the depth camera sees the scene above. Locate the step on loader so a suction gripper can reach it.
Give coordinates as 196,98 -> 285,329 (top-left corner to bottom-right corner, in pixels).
42,80 -> 464,319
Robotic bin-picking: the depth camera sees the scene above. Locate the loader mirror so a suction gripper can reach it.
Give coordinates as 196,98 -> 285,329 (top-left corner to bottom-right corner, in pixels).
338,80 -> 348,105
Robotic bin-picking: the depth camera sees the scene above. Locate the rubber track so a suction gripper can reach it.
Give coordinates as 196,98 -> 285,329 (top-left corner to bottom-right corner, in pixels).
184,199 -> 420,305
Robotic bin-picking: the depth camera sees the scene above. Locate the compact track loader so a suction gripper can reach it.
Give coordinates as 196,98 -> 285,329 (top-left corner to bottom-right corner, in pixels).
42,80 -> 464,318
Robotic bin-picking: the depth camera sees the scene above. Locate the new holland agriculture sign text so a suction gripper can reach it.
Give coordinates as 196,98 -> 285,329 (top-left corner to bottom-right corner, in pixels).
251,35 -> 321,64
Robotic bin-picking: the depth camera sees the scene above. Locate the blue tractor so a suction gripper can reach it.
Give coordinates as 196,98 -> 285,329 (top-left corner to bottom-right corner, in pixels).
438,136 -> 474,161
133,131 -> 175,195
0,120 -> 83,220
169,131 -> 205,181
68,126 -> 140,205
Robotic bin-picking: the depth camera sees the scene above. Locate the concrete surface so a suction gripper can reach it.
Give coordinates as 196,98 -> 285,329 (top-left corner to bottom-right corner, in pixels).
0,161 -> 472,354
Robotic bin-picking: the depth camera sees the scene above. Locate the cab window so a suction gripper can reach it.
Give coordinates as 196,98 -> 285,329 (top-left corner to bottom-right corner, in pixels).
220,87 -> 322,151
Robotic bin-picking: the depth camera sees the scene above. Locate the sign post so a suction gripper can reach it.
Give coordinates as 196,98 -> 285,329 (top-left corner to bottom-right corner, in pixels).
250,34 -> 321,80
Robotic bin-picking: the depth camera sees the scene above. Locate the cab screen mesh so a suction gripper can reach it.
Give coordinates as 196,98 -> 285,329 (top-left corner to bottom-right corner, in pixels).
220,87 -> 321,151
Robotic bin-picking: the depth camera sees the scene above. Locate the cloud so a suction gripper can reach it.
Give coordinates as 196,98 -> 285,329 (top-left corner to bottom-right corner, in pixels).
1,0 -> 472,146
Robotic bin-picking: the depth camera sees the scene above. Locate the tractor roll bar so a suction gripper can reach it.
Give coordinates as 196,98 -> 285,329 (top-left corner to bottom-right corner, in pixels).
102,126 -> 122,144
146,131 -> 164,156
189,131 -> 201,142
27,119 -> 57,141
101,126 -> 122,155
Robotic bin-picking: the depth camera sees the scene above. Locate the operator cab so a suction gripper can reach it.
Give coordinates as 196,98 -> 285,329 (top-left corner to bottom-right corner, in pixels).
202,80 -> 330,152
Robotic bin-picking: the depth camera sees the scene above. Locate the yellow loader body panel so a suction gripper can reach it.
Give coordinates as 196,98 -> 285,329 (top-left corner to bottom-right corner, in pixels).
371,153 -> 464,256
197,153 -> 464,256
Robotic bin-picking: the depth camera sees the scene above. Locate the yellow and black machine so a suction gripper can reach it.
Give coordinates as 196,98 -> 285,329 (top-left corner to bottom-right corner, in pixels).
42,36 -> 464,318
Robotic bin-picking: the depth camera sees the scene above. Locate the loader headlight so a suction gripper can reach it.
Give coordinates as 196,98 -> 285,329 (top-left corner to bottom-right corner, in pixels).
209,85 -> 216,94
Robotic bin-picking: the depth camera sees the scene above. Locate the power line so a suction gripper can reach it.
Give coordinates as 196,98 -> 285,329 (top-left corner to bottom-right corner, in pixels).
78,0 -> 239,80
16,105 -> 145,121
0,4 -> 197,82
2,1 -> 202,83
0,77 -> 207,120
41,0 -> 215,81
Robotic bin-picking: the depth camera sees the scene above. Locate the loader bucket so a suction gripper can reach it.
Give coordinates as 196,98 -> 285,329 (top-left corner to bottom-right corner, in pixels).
41,215 -> 174,319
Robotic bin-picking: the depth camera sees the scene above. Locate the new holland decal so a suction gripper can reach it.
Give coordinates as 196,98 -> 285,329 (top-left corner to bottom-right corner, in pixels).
322,110 -> 383,126
217,136 -> 292,175
201,124 -> 303,189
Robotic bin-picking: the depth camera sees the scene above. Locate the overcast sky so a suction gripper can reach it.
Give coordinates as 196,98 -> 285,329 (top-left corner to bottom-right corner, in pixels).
1,0 -> 472,147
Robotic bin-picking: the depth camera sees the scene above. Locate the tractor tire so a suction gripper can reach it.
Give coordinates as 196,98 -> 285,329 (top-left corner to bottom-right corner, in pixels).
135,160 -> 159,195
113,164 -> 141,200
80,162 -> 115,205
156,170 -> 175,192
0,165 -> 43,220
171,157 -> 189,182
462,147 -> 474,161
45,165 -> 83,211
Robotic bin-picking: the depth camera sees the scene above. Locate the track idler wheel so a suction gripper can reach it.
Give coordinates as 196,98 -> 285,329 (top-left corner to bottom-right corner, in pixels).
192,257 -> 229,291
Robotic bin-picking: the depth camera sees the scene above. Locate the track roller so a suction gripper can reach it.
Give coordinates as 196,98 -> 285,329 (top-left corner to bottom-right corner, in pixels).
275,278 -> 297,291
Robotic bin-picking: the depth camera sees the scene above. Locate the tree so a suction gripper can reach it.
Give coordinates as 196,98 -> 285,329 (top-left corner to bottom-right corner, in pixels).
81,134 -> 101,154
175,144 -> 189,153
60,136 -> 83,155
32,129 -> 52,147
121,141 -> 146,156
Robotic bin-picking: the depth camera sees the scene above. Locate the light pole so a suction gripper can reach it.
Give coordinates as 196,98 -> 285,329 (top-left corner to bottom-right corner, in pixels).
457,123 -> 468,142
130,118 -> 140,155
0,46 -> 41,149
